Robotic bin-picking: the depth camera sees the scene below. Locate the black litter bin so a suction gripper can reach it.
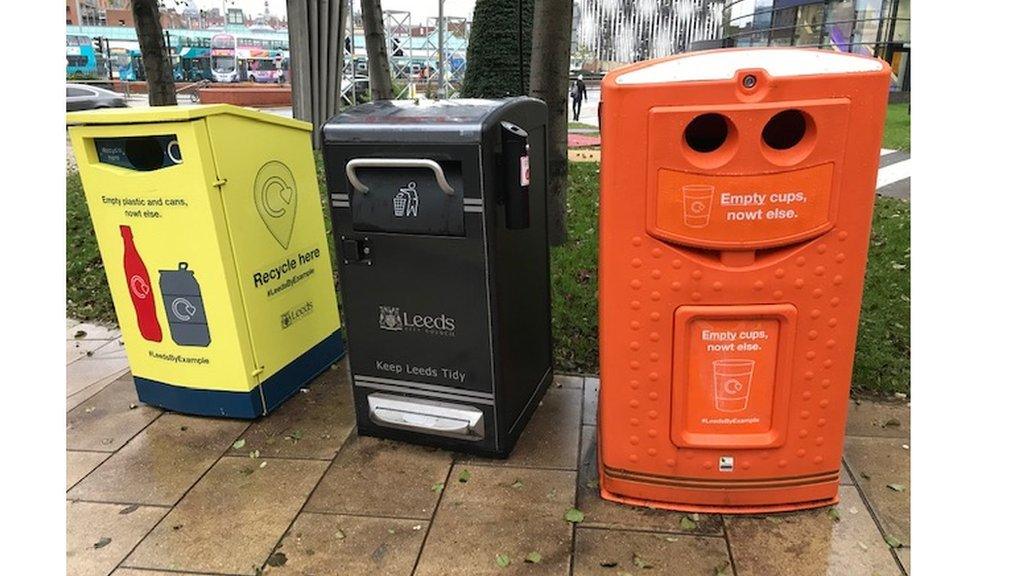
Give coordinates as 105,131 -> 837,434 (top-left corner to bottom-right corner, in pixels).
322,98 -> 552,457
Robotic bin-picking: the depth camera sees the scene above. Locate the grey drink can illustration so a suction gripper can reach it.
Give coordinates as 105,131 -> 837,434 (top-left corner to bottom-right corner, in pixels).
159,262 -> 211,347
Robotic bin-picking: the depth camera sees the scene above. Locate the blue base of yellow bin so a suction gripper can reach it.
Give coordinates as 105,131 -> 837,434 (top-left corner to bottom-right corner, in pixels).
134,330 -> 345,419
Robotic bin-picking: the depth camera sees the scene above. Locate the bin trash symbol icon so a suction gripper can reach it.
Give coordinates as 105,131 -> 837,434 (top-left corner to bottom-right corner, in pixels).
393,182 -> 419,217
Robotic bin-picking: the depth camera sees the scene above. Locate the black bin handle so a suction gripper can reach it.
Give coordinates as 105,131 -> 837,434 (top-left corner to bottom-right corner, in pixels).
345,158 -> 456,195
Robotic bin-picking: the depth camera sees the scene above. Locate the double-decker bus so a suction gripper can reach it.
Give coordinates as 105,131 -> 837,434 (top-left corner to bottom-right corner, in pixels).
210,33 -> 238,82
66,34 -> 101,78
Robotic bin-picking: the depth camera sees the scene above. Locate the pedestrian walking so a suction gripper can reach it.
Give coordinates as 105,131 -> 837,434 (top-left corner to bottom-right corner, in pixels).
571,74 -> 587,122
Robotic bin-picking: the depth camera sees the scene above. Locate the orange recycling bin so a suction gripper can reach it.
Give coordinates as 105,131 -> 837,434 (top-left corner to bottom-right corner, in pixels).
597,48 -> 891,513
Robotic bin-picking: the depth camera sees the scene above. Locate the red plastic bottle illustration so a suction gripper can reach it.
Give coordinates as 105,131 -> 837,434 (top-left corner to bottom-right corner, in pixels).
120,225 -> 163,342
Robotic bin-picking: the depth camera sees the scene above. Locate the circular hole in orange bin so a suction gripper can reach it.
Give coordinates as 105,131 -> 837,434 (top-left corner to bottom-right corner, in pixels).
684,113 -> 730,153
762,109 -> 808,150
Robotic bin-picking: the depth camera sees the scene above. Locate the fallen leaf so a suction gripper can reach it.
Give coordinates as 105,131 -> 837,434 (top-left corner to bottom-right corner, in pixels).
84,406 -> 96,413
679,515 -> 698,531
511,479 -> 524,489
564,508 -> 585,523
884,534 -> 903,548
496,553 -> 511,568
714,561 -> 731,576
664,536 -> 680,543
267,552 -> 288,567
333,529 -> 346,540
458,469 -> 471,483
431,482 -> 445,493
860,472 -> 872,480
881,418 -> 901,428
172,524 -> 184,531
260,461 -> 268,469
599,560 -> 619,568
586,479 -> 599,489
287,430 -> 304,441
232,439 -> 246,450
119,504 -> 139,515
93,537 -> 111,549
128,403 -> 137,410
249,450 -> 261,459
240,466 -> 254,476
858,541 -> 869,551
387,528 -> 396,534
827,507 -> 841,522
74,330 -> 87,339
632,552 -> 653,569
886,483 -> 906,492
525,551 -> 542,564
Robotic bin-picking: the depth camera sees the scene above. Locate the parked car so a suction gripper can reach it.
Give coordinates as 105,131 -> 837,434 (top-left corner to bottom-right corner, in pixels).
66,83 -> 127,111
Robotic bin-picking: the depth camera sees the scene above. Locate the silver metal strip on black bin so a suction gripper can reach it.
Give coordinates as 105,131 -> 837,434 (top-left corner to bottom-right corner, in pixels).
366,392 -> 485,440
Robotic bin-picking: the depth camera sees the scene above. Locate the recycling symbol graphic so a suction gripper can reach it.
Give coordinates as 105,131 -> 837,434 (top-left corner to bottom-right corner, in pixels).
253,161 -> 298,249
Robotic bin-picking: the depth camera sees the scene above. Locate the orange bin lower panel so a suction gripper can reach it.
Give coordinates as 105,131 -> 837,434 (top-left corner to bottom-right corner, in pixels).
598,456 -> 840,514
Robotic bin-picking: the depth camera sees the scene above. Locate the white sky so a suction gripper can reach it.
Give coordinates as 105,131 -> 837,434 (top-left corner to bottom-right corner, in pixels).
189,0 -> 478,23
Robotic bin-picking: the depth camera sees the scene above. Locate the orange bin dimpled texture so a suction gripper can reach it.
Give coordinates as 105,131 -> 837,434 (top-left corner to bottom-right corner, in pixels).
597,48 -> 890,513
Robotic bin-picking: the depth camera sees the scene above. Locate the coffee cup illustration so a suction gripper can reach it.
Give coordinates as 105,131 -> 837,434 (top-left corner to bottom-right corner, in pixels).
683,184 -> 715,228
712,359 -> 755,412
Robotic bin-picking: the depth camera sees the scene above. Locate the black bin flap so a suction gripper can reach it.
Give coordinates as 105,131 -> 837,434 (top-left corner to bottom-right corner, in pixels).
348,159 -> 464,236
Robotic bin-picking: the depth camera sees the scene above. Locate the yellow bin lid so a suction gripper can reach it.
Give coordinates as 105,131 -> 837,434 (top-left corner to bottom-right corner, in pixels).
66,104 -> 311,132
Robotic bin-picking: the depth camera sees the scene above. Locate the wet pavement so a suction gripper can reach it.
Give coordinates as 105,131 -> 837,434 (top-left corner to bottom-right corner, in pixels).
66,320 -> 910,575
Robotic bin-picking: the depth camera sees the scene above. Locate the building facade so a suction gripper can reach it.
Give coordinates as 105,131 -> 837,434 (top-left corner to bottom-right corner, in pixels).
722,0 -> 910,90
572,0 -> 723,71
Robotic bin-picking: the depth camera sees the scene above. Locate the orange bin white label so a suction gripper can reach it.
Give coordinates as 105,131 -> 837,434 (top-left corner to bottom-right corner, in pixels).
684,317 -> 779,436
653,163 -> 835,250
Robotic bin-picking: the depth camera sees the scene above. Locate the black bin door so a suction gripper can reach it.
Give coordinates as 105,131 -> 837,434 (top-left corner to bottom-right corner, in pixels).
349,160 -> 465,236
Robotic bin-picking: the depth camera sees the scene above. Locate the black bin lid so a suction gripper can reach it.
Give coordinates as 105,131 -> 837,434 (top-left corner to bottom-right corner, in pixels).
321,97 -> 544,144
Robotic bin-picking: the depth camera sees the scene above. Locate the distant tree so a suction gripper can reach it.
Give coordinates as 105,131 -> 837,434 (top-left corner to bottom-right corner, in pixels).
462,0 -> 534,97
131,0 -> 176,106
361,0 -> 392,100
529,0 -> 572,245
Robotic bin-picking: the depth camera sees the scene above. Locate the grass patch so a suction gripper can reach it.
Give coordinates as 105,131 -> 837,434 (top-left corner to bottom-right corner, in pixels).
568,121 -> 598,130
550,163 -> 600,373
66,171 -> 116,323
883,101 -> 911,151
853,196 -> 910,396
65,160 -> 909,396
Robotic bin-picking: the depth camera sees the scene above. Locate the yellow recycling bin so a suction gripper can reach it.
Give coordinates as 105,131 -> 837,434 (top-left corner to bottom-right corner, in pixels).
67,104 -> 343,418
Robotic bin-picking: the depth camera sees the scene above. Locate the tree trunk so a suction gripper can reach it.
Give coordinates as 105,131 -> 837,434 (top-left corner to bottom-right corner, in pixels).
361,0 -> 392,100
131,0 -> 176,106
529,0 -> 572,246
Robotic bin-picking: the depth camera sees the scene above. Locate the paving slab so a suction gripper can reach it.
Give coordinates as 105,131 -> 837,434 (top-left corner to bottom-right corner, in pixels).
573,527 -> 731,576
552,374 -> 584,389
262,513 -> 426,576
67,451 -> 110,491
124,456 -> 328,575
583,376 -> 598,426
67,338 -> 117,364
67,374 -> 163,452
896,547 -> 910,573
67,356 -> 130,398
725,485 -> 901,576
230,365 -> 355,460
844,436 -> 911,546
462,386 -> 582,470
66,500 -> 167,576
305,436 -> 451,519
845,399 -> 911,439
576,426 -> 724,535
67,369 -> 130,413
111,565 -> 223,569
415,464 -> 575,576
69,413 -> 249,506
